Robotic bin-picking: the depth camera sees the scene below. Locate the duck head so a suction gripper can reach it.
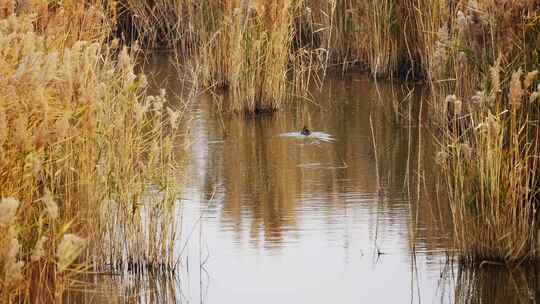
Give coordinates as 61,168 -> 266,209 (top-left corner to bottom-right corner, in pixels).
301,126 -> 311,136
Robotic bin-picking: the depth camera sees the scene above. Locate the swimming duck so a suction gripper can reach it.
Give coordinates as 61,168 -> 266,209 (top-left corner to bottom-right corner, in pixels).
301,126 -> 311,136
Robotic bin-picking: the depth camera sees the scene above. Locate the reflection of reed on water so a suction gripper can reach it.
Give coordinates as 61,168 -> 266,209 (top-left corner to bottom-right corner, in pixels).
188,71 -> 453,255
64,271 -> 183,304
449,263 -> 540,304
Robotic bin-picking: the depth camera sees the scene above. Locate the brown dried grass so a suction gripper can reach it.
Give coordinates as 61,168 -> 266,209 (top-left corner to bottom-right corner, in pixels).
0,13 -> 184,302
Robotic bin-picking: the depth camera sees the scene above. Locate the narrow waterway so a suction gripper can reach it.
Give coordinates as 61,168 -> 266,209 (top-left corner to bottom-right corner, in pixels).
65,55 -> 540,304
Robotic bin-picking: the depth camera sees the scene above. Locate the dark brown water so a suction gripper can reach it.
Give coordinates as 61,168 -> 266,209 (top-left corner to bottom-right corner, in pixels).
66,56 -> 540,304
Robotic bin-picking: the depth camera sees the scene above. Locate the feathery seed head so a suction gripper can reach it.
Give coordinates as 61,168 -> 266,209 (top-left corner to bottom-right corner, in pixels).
460,143 -> 473,159
0,197 -> 20,228
456,11 -> 468,34
30,236 -> 47,262
56,234 -> 86,272
42,188 -> 59,220
445,94 -> 457,104
509,68 -> 523,110
486,114 -> 500,137
435,150 -> 449,166
524,70 -> 538,89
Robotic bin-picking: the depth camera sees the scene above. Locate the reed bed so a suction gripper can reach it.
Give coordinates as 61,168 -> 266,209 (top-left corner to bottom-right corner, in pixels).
198,2 -> 234,90
4,1 -> 432,113
228,0 -> 298,113
0,0 -> 114,46
437,66 -> 539,262
430,2 -> 540,262
297,0 -> 431,78
197,0 -> 421,113
0,12 -> 183,303
198,0 -> 331,113
111,0 -> 206,51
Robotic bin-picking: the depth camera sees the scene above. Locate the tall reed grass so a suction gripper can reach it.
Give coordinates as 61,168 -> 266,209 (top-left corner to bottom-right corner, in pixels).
298,0 -> 429,78
437,65 -> 539,262
3,1 -> 431,114
430,2 -> 540,262
198,0 -> 330,113
0,13 -> 183,302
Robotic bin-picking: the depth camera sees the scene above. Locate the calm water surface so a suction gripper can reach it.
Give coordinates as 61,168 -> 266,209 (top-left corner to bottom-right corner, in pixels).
178,75 -> 450,304
67,56 -> 540,304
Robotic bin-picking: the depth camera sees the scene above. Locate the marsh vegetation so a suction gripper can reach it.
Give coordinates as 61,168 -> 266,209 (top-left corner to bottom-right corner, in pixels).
0,0 -> 539,303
